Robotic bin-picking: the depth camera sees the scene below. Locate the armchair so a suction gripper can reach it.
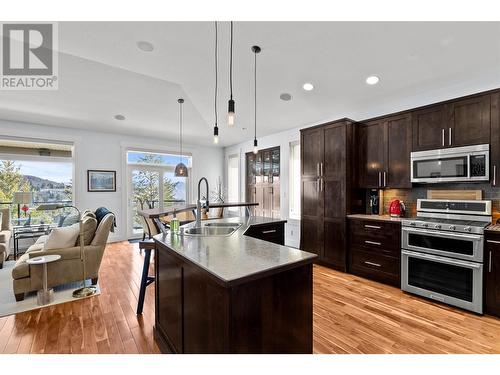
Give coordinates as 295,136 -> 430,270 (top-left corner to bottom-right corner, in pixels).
12,213 -> 115,301
0,208 -> 12,269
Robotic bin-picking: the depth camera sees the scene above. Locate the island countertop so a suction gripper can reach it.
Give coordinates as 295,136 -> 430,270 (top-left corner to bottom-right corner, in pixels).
153,216 -> 317,287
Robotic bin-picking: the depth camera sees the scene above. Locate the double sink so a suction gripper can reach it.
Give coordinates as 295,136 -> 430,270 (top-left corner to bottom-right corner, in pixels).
182,222 -> 242,237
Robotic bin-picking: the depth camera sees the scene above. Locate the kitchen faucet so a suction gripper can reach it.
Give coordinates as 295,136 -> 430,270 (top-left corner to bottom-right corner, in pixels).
195,177 -> 209,228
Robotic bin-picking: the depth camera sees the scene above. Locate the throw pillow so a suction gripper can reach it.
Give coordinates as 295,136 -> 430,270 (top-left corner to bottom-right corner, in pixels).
76,216 -> 98,246
43,223 -> 80,250
61,213 -> 80,227
0,212 -> 2,231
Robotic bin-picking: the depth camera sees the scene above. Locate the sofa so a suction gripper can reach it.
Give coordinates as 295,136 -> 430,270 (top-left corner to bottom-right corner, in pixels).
0,208 -> 12,269
12,211 -> 115,301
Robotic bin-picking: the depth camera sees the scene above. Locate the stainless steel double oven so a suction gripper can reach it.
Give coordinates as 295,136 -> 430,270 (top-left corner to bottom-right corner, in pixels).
401,199 -> 491,314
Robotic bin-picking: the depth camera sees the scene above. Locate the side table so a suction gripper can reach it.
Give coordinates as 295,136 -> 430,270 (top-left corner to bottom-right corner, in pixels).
26,254 -> 61,305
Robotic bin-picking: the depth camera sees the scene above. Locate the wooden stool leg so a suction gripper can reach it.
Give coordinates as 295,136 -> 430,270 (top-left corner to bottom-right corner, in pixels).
136,248 -> 152,315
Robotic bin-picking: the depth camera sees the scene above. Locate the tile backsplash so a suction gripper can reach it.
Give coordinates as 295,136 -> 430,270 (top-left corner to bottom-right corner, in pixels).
365,183 -> 500,221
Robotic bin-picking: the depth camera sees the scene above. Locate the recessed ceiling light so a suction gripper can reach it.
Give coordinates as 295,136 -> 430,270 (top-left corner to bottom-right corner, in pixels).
302,83 -> 314,91
114,114 -> 126,120
280,93 -> 292,101
137,41 -> 154,52
366,75 -> 380,85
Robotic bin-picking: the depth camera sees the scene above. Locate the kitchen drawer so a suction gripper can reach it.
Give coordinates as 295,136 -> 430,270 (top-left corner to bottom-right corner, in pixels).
349,219 -> 401,254
349,247 -> 400,286
244,222 -> 285,245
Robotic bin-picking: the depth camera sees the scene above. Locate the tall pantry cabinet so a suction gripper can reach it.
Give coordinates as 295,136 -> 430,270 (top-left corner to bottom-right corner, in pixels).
300,119 -> 361,271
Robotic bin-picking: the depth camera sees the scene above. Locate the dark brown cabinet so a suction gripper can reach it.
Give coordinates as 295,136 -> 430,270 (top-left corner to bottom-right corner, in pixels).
491,92 -> 500,187
412,104 -> 447,151
348,218 -> 401,286
244,221 -> 285,245
485,232 -> 500,318
358,113 -> 412,189
412,94 -> 492,151
246,146 -> 280,218
300,119 -> 360,270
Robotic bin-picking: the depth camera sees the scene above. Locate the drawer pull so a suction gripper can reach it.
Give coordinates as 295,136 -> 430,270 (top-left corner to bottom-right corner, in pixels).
487,240 -> 500,244
364,261 -> 382,267
262,229 -> 277,234
364,240 -> 381,246
489,251 -> 492,273
364,225 -> 381,229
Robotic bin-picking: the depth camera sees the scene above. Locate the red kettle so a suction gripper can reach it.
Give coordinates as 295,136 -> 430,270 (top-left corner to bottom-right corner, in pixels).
389,199 -> 405,217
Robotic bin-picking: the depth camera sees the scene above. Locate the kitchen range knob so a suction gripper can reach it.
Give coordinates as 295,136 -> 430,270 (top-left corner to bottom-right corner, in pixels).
464,226 -> 472,232
422,223 -> 429,228
410,222 -> 416,226
449,225 -> 456,230
434,224 -> 442,229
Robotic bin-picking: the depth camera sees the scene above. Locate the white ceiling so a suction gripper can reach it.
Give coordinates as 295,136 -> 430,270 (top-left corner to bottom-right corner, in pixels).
0,21 -> 499,147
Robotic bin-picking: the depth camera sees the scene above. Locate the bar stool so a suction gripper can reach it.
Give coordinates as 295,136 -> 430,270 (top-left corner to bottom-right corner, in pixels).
136,239 -> 155,315
136,215 -> 164,315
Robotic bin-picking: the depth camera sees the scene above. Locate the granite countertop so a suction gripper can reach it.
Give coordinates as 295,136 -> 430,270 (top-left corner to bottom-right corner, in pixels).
154,216 -> 317,287
346,214 -> 403,223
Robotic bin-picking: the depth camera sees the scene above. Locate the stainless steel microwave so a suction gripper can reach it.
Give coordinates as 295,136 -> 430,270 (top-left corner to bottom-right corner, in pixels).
410,144 -> 489,183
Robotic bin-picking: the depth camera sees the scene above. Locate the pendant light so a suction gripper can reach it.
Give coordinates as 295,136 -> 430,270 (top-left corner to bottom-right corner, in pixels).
227,21 -> 235,127
213,21 -> 219,144
174,98 -> 189,177
252,45 -> 261,154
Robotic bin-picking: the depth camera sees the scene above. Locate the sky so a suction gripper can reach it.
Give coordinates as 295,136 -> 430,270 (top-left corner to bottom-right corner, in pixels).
10,160 -> 72,183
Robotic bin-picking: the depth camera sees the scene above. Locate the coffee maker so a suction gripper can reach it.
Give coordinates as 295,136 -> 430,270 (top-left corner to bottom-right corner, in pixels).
369,189 -> 379,215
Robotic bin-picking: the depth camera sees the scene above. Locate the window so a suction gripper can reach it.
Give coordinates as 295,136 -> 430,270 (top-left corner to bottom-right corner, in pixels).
289,141 -> 301,219
0,139 -> 73,226
227,154 -> 239,211
127,150 -> 192,237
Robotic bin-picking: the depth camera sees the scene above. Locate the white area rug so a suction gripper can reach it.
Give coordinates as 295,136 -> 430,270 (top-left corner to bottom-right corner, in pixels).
0,260 -> 100,317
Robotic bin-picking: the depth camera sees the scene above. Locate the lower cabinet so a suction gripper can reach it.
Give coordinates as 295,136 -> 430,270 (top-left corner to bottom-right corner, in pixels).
485,232 -> 500,318
347,218 -> 401,287
244,221 -> 285,245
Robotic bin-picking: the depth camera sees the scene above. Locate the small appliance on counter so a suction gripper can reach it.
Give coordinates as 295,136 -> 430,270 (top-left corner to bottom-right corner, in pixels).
389,199 -> 405,217
369,189 -> 379,215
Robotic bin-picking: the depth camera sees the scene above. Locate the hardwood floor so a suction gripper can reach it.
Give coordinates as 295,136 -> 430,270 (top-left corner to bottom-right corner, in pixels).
1,241 -> 500,354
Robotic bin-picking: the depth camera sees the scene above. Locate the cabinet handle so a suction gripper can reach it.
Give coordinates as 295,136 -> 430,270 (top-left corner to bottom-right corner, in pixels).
442,129 -> 445,146
320,162 -> 324,177
487,240 -> 500,244
364,224 -> 381,229
365,240 -> 381,246
320,178 -> 324,191
364,261 -> 382,267
378,172 -> 382,187
383,171 -> 386,187
489,251 -> 492,273
262,229 -> 277,234
493,165 -> 497,186
449,128 -> 452,146
317,163 -> 320,177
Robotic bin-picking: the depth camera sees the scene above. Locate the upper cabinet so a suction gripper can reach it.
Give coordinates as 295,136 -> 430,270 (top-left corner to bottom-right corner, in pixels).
449,95 -> 491,147
412,105 -> 447,151
358,113 -> 412,189
491,92 -> 500,187
412,94 -> 492,151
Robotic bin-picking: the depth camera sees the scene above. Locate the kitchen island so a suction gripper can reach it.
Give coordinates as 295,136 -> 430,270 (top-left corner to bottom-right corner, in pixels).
153,216 -> 317,354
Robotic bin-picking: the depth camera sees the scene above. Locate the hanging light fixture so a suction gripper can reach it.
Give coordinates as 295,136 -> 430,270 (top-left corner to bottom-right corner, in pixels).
174,98 -> 189,177
213,21 -> 219,144
252,45 -> 261,154
227,21 -> 235,127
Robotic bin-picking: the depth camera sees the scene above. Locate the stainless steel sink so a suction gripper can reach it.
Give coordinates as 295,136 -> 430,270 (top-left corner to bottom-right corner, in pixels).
182,223 -> 241,237
204,222 -> 242,227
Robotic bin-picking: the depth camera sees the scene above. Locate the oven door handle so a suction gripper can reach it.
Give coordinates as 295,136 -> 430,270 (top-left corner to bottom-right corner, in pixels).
402,226 -> 482,241
402,250 -> 482,269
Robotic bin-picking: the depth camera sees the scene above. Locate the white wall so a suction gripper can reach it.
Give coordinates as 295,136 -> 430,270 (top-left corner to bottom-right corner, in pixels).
224,126 -> 302,248
0,119 -> 224,242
